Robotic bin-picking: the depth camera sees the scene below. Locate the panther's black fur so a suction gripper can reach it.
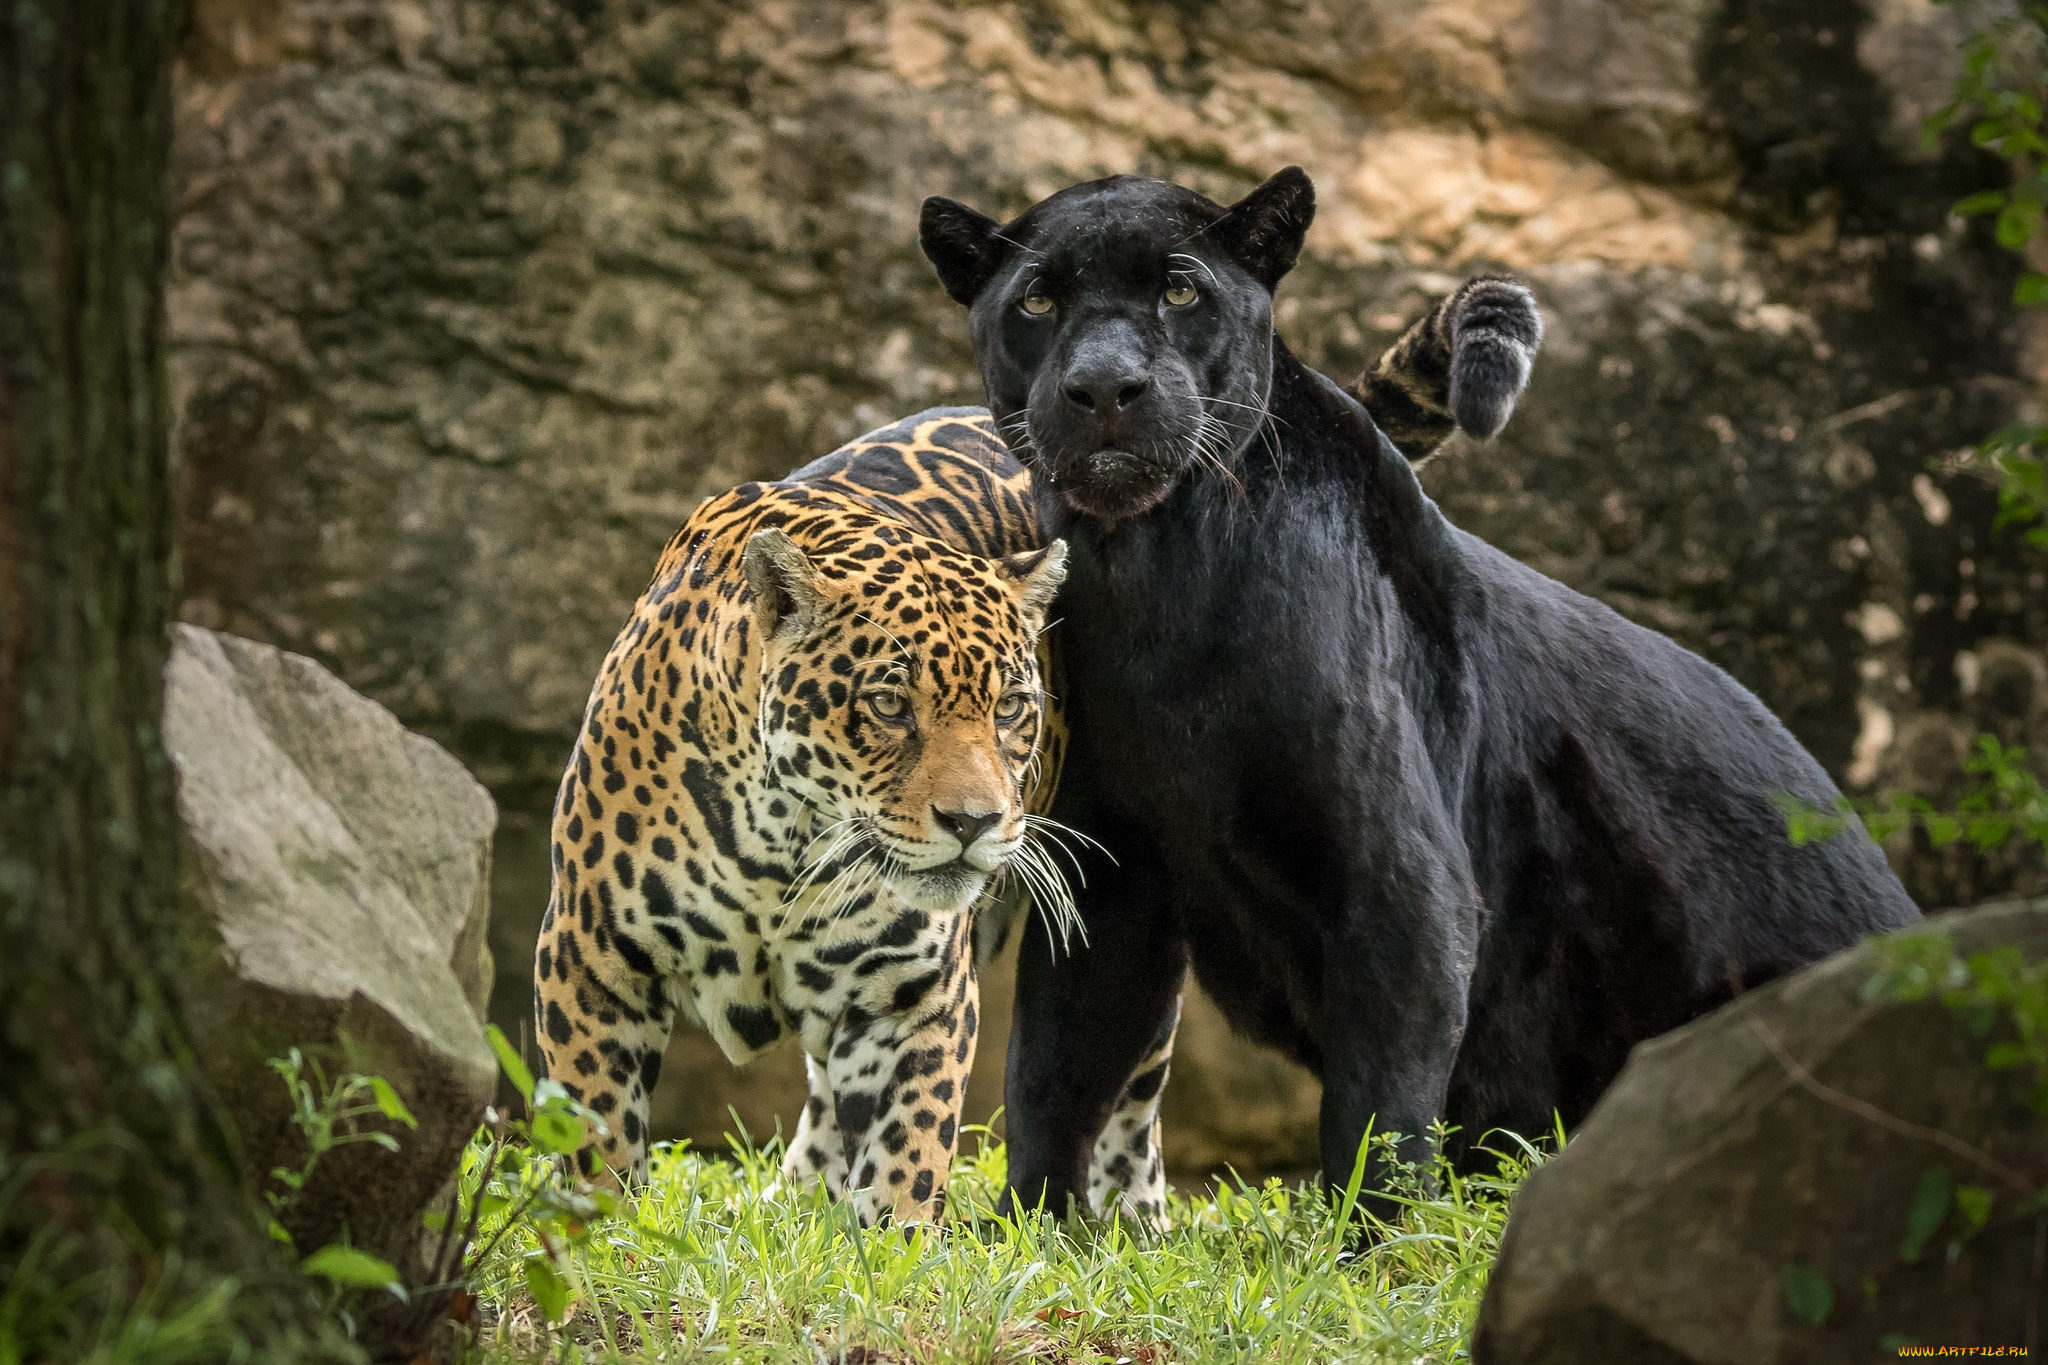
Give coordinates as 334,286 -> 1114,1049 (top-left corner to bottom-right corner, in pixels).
920,169 -> 1921,1219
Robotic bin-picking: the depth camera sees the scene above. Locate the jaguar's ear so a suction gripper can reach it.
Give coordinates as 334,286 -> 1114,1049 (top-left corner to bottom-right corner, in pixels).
742,528 -> 824,640
1209,166 -> 1316,291
997,539 -> 1068,631
920,195 -> 1009,306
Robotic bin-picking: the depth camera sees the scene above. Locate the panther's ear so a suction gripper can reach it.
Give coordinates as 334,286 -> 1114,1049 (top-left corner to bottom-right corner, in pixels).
1209,166 -> 1316,291
920,196 -> 1009,306
997,539 -> 1068,631
742,528 -> 824,640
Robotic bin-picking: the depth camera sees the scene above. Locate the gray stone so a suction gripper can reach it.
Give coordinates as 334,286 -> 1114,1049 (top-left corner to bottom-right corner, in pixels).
164,623 -> 497,1272
1473,899 -> 2048,1364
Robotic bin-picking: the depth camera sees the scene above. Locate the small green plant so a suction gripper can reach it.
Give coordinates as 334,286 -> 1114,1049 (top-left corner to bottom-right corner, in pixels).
254,1027 -> 618,1357
1770,19 -> 2048,1322
1775,5 -> 2048,878
263,1046 -> 419,1301
1929,2 -> 2048,543
1929,4 -> 2048,298
443,1024 -> 622,1344
1864,929 -> 2048,1124
1775,735 -> 2048,858
1855,927 -> 2048,1274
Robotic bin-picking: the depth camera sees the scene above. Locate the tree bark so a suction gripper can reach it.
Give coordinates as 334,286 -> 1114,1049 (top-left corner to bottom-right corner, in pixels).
0,3 -> 335,1355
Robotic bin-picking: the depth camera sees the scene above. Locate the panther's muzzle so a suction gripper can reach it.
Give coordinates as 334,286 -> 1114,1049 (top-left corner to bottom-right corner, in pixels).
1057,447 -> 1176,521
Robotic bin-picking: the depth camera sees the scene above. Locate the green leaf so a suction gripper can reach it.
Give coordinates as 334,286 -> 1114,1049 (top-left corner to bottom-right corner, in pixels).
368,1076 -> 417,1128
1900,1166 -> 1951,1264
1966,815 -> 2014,850
1985,1042 -> 2030,1070
488,1023 -> 535,1103
1956,189 -> 2009,216
1781,1264 -> 1833,1326
526,1255 -> 573,1322
301,1244 -> 406,1299
1997,203 -> 2038,248
1955,1185 -> 1994,1230
267,1218 -> 294,1247
2017,272 -> 2048,305
530,1103 -> 587,1157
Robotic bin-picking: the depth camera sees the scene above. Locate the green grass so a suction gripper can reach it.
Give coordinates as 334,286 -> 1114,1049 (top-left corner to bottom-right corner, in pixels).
463,1125 -> 1541,1364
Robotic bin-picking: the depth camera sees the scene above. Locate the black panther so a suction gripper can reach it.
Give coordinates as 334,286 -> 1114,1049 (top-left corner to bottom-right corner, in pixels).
918,168 -> 1922,1219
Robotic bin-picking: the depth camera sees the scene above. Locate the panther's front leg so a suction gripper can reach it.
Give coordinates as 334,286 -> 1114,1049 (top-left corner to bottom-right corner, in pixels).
824,953 -> 979,1225
1085,993 -> 1180,1224
782,1053 -> 849,1198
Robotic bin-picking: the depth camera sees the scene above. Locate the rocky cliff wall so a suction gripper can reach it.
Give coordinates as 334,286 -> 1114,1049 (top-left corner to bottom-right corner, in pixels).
172,0 -> 2048,1175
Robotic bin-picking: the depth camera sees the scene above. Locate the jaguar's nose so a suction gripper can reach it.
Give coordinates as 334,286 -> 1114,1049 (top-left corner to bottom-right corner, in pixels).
933,807 -> 1001,851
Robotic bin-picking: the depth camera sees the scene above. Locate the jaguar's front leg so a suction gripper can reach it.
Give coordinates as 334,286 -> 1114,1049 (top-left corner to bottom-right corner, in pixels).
782,1053 -> 849,1198
825,949 -> 979,1225
534,897 -> 674,1186
1085,992 -> 1180,1224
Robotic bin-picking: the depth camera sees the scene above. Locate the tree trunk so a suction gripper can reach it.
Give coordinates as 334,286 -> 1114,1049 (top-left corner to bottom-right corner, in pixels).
0,4 -> 336,1356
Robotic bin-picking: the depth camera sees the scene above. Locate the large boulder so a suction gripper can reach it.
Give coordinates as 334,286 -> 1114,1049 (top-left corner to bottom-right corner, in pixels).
163,624 -> 497,1274
1473,899 -> 2048,1364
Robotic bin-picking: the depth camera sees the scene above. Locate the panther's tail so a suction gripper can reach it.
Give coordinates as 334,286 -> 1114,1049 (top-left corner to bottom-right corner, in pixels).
1350,275 -> 1543,463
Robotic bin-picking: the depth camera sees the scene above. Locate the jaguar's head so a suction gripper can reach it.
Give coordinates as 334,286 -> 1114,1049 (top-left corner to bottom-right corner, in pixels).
741,521 -> 1067,918
919,169 -> 1316,523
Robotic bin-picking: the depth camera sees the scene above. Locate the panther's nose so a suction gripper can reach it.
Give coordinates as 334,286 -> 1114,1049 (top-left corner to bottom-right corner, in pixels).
933,807 -> 1000,851
1062,366 -> 1152,413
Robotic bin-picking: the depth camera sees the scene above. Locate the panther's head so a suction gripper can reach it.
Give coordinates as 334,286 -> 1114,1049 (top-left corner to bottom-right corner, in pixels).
919,169 -> 1316,523
740,520 -> 1067,917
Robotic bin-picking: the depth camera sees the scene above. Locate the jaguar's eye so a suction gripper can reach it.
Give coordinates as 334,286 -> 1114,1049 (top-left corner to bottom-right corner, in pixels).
993,691 -> 1031,725
1165,282 -> 1198,307
1020,294 -> 1055,317
865,689 -> 909,721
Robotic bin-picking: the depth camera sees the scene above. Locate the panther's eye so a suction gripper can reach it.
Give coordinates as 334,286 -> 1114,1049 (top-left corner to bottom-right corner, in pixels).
865,689 -> 910,721
993,690 -> 1031,725
1020,294 -> 1055,317
1165,282 -> 1198,307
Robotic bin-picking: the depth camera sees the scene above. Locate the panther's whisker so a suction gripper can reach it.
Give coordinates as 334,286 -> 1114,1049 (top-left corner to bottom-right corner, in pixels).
1186,413 -> 1247,506
1202,394 -> 1290,429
